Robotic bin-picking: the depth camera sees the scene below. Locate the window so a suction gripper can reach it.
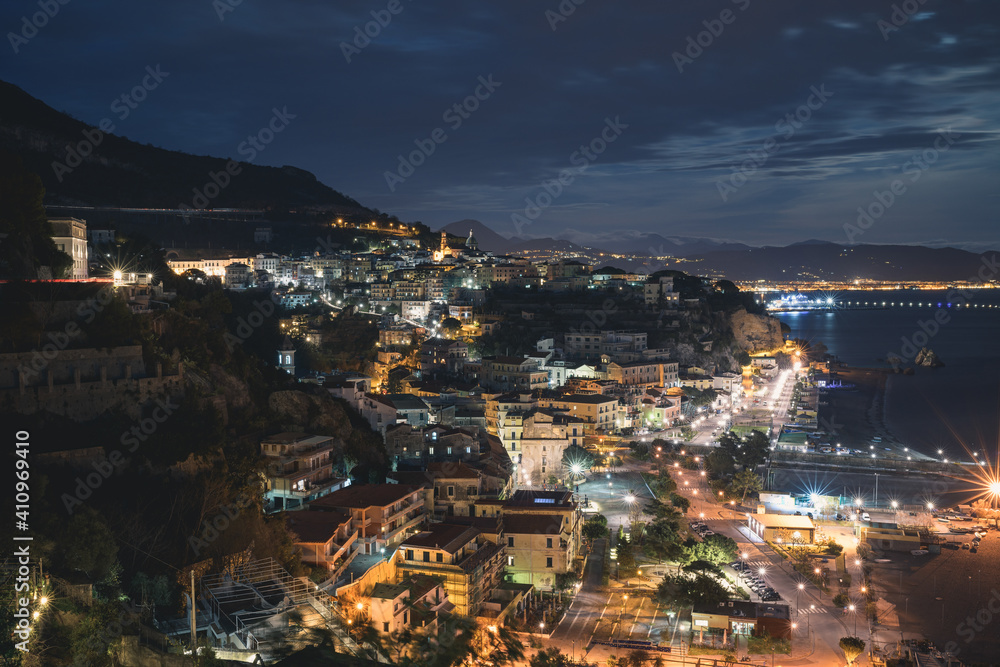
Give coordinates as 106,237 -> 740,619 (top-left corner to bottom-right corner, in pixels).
508,537 -> 514,547
406,550 -> 414,560
546,538 -> 553,549
508,555 -> 515,566
546,557 -> 553,568
423,551 -> 430,562
383,622 -> 389,632
436,553 -> 443,562
447,486 -> 454,496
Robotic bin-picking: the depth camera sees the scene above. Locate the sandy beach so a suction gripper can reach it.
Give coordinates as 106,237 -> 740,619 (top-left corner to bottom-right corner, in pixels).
819,365 -> 933,459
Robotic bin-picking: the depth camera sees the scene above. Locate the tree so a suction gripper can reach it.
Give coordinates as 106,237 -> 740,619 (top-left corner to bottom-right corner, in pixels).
718,430 -> 770,470
730,469 -> 762,504
657,572 -> 729,608
643,517 -> 685,563
839,636 -> 866,665
705,449 -> 735,477
530,647 -> 570,667
441,317 -> 462,336
583,514 -> 610,541
0,151 -> 73,279
669,492 -> 690,514
477,624 -> 525,667
682,534 -> 738,566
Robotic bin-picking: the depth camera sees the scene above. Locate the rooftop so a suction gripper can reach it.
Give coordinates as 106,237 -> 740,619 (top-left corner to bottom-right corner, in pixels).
503,514 -> 565,536
401,523 -> 479,554
284,510 -> 351,543
747,513 -> 816,530
309,484 -> 421,510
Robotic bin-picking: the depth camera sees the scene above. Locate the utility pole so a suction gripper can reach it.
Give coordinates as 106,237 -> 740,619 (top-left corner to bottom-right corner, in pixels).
190,570 -> 196,650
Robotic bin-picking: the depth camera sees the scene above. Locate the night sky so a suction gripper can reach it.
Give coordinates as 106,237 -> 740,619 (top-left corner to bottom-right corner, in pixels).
2,0 -> 999,248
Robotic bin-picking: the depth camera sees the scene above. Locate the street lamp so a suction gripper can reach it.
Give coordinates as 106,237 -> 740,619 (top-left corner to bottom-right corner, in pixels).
848,603 -> 857,635
797,583 -> 804,615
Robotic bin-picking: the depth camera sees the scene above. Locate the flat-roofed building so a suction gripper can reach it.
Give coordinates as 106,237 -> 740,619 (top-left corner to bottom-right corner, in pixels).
261,432 -> 348,511
369,575 -> 451,635
745,513 -> 815,544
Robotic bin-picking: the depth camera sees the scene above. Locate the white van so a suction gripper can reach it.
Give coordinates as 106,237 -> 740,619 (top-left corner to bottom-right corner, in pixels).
861,512 -> 871,522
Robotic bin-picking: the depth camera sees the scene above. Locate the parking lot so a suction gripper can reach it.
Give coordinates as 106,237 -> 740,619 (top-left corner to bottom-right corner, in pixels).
870,525 -> 1000,663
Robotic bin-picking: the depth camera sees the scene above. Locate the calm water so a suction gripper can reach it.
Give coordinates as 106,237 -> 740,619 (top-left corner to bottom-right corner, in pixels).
776,290 -> 1000,460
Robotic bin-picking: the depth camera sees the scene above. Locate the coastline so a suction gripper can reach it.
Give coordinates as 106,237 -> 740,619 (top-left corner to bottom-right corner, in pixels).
820,364 -> 934,461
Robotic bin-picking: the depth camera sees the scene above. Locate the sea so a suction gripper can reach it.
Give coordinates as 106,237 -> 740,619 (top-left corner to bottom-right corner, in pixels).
774,289 -> 1000,461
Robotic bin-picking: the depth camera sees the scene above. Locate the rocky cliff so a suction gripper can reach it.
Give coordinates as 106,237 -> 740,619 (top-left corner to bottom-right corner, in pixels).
267,389 -> 354,439
727,309 -> 784,353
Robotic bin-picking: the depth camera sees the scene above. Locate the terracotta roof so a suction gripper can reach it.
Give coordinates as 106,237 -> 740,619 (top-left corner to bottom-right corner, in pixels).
308,483 -> 421,510
284,511 -> 351,543
503,513 -> 565,535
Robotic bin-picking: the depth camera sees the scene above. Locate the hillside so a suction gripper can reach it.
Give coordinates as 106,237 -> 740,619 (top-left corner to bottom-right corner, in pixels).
687,242 -> 1000,282
0,80 -> 367,212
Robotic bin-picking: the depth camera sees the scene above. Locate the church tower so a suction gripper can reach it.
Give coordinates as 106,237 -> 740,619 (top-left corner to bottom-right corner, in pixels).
278,336 -> 296,375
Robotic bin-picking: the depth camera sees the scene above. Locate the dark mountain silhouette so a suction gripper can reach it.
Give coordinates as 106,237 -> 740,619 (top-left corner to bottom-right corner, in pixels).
438,219 -> 513,252
687,244 -> 1000,281
0,79 -> 367,212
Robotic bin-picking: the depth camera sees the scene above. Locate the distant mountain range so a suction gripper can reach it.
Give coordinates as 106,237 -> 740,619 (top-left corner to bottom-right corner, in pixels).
438,219 -> 751,257
439,219 -> 999,281
0,80 -> 367,212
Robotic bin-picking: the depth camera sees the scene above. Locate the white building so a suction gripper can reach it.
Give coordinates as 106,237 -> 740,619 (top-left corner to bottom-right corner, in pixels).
49,217 -> 88,279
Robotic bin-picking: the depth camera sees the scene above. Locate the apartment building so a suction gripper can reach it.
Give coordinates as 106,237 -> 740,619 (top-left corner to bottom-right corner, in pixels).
538,394 -> 619,432
360,393 -> 431,434
562,329 -> 648,362
369,575 -> 450,635
516,410 -> 579,486
606,360 -> 680,388
503,513 -> 576,590
49,217 -> 88,279
644,275 -> 680,307
481,356 -> 548,392
309,484 -> 426,555
419,338 -> 469,378
260,433 -> 348,511
477,490 -> 582,591
397,523 -> 505,616
284,510 -> 357,575
384,424 -> 480,462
